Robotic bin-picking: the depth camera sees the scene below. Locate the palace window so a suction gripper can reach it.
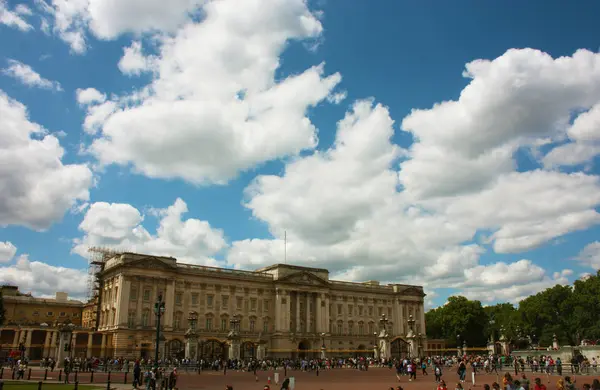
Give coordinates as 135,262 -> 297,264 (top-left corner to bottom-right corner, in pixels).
378,307 -> 383,316
251,298 -> 257,311
128,311 -> 136,328
174,312 -> 183,330
264,300 -> 269,311
388,307 -> 392,317
348,305 -> 353,316
250,319 -> 255,332
263,319 -> 269,333
207,295 -> 214,307
348,321 -> 354,335
368,306 -> 373,316
191,293 -> 198,305
221,318 -> 228,331
337,304 -> 342,315
358,322 -> 364,335
143,289 -> 151,301
358,306 -> 363,316
222,296 -> 229,309
130,288 -> 138,301
206,317 -> 213,330
368,322 -> 374,334
175,293 -> 183,305
236,297 -> 243,310
60,312 -> 66,317
336,321 -> 343,335
140,310 -> 149,327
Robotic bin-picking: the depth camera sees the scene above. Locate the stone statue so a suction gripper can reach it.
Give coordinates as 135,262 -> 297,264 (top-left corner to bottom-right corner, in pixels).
379,338 -> 387,357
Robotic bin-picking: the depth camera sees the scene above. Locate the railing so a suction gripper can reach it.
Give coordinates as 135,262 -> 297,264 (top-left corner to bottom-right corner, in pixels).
176,264 -> 274,280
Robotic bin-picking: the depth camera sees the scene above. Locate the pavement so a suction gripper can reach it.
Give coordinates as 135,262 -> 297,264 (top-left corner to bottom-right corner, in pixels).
4,368 -> 600,390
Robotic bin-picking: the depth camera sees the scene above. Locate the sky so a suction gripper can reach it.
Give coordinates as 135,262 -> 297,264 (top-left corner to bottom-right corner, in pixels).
1,0 -> 600,309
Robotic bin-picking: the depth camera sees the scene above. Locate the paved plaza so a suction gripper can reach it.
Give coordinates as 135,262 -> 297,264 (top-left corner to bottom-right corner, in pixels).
5,367 -> 600,390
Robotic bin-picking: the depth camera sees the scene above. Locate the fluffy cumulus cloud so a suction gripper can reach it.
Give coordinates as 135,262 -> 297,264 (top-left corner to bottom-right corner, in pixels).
79,0 -> 341,184
0,91 -> 93,230
574,242 -> 600,270
73,198 -> 227,266
0,242 -> 88,298
2,59 -> 62,91
227,49 -> 600,304
0,0 -> 33,31
0,241 -> 17,263
117,41 -> 154,76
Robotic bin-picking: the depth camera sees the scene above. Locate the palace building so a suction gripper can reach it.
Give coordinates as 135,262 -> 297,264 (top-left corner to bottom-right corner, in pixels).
0,251 -> 427,361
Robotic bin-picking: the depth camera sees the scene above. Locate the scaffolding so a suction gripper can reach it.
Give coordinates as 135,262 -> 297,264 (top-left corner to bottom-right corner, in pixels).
87,247 -> 122,331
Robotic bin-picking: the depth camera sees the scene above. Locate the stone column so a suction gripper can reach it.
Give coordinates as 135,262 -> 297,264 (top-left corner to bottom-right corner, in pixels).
50,331 -> 58,359
116,275 -> 131,327
87,333 -> 93,358
306,293 -> 311,333
419,305 -> 426,335
295,292 -> 301,333
164,279 -> 175,329
316,294 -> 322,333
100,334 -> 107,357
24,329 -> 32,358
325,295 -> 330,332
43,331 -> 51,357
275,289 -> 283,331
284,290 -> 291,331
12,329 -> 20,349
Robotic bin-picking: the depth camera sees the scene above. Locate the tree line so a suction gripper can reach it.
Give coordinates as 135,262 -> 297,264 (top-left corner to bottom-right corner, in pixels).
425,270 -> 600,348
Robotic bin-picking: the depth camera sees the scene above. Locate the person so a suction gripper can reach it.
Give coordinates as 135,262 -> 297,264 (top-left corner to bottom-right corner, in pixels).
521,374 -> 530,390
456,382 -> 464,390
458,360 -> 467,383
264,386 -> 270,390
534,378 -> 547,390
280,377 -> 290,390
438,380 -> 448,390
557,378 -> 565,390
435,365 -> 443,383
225,386 -> 233,390
592,379 -> 600,390
565,376 -> 576,390
133,361 -> 141,389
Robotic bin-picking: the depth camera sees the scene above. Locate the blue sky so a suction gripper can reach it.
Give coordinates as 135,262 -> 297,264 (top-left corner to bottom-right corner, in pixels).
1,0 -> 600,308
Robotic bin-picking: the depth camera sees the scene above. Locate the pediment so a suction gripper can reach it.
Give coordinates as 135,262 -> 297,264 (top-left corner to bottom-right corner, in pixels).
401,286 -> 425,297
278,271 -> 329,287
128,256 -> 176,270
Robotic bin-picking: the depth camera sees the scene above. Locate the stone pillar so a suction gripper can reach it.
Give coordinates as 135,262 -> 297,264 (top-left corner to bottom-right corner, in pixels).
24,329 -> 32,358
295,292 -> 301,333
306,293 -> 311,333
12,329 -> 20,349
228,340 -> 240,360
275,289 -> 283,331
50,331 -> 58,359
419,305 -> 426,335
116,275 -> 130,327
87,333 -> 93,358
43,331 -> 51,357
100,334 -> 107,357
164,280 -> 175,329
316,294 -> 322,333
257,344 -> 265,360
325,295 -> 330,332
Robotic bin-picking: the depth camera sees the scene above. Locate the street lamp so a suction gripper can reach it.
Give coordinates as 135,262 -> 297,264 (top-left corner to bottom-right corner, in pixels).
154,294 -> 166,369
188,312 -> 198,332
320,332 -> 326,349
379,314 -> 389,332
230,314 -> 241,333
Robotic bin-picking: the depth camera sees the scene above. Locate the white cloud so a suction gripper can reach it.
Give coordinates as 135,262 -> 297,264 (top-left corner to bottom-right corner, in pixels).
2,59 -> 62,91
574,241 -> 600,270
0,241 -> 17,263
0,254 -> 88,299
87,0 -> 342,185
76,87 -> 106,105
0,0 -> 33,31
73,198 -> 227,266
458,262 -> 572,303
227,49 -> 600,305
117,41 -> 155,76
0,91 -> 93,230
400,48 -> 600,199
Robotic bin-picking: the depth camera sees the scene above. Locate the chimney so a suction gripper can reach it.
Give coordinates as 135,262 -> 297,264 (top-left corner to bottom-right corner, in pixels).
55,292 -> 68,302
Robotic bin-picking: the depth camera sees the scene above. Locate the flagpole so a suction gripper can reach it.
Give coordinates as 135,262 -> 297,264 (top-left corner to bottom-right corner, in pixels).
284,231 -> 287,264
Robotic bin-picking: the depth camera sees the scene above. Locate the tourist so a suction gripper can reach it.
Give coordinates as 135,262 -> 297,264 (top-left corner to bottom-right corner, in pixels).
457,360 -> 467,383
557,378 -> 565,390
565,376 -> 577,390
456,382 -> 464,390
592,379 -> 600,390
435,364 -> 443,382
437,379 -> 448,390
521,374 -> 530,390
534,378 -> 547,390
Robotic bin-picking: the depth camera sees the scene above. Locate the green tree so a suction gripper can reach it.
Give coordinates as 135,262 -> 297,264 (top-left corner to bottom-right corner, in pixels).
424,296 -> 488,346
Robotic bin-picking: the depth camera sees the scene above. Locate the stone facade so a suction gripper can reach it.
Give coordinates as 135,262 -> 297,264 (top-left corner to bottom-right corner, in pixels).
94,252 -> 427,360
0,286 -> 104,361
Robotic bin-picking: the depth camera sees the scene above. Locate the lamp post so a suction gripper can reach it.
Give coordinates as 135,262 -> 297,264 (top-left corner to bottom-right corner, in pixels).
154,294 -> 166,369
185,312 -> 198,359
457,334 -> 461,357
228,315 -> 241,360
